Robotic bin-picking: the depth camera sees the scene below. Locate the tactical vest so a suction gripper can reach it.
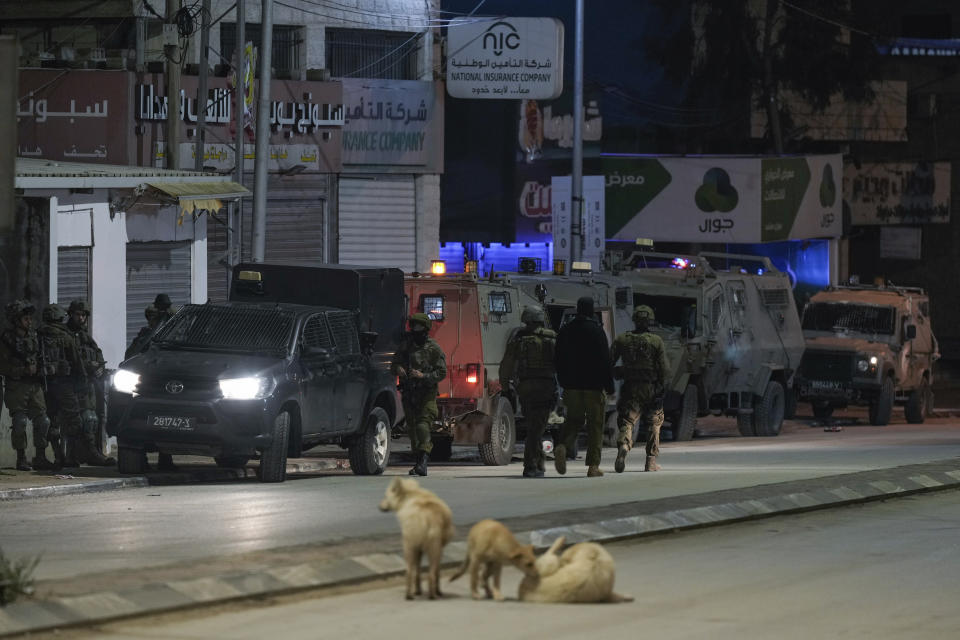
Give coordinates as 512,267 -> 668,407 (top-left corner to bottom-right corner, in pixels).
71,328 -> 101,369
517,328 -> 556,379
40,325 -> 72,376
1,328 -> 39,371
619,332 -> 658,382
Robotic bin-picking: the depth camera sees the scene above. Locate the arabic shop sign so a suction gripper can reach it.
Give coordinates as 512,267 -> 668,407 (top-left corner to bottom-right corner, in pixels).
604,155 -> 843,243
341,79 -> 442,169
843,162 -> 951,225
447,17 -> 564,100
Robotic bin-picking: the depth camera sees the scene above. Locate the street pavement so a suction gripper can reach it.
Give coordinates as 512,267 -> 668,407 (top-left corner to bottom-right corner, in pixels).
1,409 -> 960,637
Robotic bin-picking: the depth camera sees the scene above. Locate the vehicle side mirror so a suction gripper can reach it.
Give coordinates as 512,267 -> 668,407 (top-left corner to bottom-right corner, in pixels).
359,331 -> 379,355
905,324 -> 917,341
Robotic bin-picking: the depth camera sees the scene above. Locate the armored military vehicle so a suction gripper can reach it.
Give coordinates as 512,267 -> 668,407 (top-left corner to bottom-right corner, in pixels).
796,282 -> 938,424
613,251 -> 805,439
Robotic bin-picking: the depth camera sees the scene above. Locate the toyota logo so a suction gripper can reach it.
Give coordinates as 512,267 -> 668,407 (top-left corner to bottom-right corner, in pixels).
165,380 -> 185,394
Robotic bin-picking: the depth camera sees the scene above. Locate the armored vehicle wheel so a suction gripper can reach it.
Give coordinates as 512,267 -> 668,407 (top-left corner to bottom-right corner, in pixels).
429,436 -> 453,462
349,407 -> 391,475
752,381 -> 785,437
603,411 -> 619,448
812,402 -> 834,421
905,382 -> 930,424
869,377 -> 895,426
258,410 -> 290,482
672,385 -> 698,442
214,456 -> 249,468
479,397 -> 516,466
117,446 -> 145,474
737,412 -> 756,437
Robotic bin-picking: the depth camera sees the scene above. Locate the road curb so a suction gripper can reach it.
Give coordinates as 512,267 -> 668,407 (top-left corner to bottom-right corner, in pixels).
2,459 -> 960,637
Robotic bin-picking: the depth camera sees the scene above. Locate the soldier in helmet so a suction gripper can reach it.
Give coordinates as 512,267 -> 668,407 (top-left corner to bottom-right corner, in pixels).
38,303 -> 84,469
66,300 -> 115,466
610,305 -> 670,472
0,300 -> 55,471
153,293 -> 176,323
500,305 -> 557,477
391,313 -> 446,476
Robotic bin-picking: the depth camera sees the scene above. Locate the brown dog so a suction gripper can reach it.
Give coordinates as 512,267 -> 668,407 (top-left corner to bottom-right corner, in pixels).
518,536 -> 634,603
449,519 -> 538,601
379,476 -> 456,600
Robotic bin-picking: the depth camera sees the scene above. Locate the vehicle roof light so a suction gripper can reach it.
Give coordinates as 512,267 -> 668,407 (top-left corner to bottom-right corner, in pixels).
430,260 -> 446,275
238,270 -> 262,281
571,261 -> 592,274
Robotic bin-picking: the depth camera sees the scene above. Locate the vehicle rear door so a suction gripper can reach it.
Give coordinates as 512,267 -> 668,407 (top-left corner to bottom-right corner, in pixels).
300,313 -> 337,435
327,311 -> 367,431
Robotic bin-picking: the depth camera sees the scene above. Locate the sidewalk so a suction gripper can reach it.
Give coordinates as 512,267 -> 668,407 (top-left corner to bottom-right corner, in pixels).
2,454 -> 960,637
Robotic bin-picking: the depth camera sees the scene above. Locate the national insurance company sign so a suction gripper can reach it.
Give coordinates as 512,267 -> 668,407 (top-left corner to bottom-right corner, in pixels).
446,17 -> 564,100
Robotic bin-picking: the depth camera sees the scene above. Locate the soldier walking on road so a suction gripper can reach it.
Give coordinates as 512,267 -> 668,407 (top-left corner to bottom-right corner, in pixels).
0,300 -> 55,471
610,305 -> 670,473
39,303 -> 84,469
554,296 -> 615,478
66,300 -> 115,467
391,313 -> 446,477
500,306 -> 557,478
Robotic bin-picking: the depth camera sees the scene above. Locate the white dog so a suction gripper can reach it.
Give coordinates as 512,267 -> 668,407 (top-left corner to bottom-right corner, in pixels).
518,536 -> 634,603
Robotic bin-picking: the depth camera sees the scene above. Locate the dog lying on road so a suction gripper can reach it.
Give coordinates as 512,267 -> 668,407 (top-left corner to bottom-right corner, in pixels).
379,476 -> 456,600
449,519 -> 538,601
518,536 -> 634,604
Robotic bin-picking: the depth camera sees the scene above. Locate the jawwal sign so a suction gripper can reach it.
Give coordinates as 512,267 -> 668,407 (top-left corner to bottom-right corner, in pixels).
843,162 -> 951,225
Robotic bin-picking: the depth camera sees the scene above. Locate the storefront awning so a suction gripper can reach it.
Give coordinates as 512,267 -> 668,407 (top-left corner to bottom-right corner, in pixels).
146,181 -> 250,215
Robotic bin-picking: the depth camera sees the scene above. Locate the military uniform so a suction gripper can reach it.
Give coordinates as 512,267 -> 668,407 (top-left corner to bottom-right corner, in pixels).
66,300 -> 115,466
500,306 -> 556,477
38,303 -> 84,469
0,301 -> 53,470
391,313 -> 446,476
610,305 -> 670,472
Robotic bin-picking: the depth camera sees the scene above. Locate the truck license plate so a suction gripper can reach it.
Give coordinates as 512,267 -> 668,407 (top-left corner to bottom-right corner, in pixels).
149,415 -> 195,430
809,380 -> 842,391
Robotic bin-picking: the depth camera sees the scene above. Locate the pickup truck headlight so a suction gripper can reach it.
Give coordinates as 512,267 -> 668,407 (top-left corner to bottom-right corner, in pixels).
856,356 -> 879,375
219,376 -> 271,400
112,368 -> 140,395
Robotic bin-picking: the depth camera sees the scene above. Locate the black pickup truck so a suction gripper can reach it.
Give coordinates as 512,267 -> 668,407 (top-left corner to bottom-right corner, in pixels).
107,263 -> 404,482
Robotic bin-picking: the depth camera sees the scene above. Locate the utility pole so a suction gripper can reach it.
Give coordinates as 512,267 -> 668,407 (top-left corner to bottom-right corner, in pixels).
570,0 -> 584,262
165,0 -> 182,169
251,0 -> 273,262
230,0 -> 246,278
194,0 -> 211,172
762,0 -> 784,155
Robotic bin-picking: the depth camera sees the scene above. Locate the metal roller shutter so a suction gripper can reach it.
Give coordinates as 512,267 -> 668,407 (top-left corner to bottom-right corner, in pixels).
206,209 -> 232,302
338,176 -> 416,272
126,242 -> 192,344
56,246 -> 91,305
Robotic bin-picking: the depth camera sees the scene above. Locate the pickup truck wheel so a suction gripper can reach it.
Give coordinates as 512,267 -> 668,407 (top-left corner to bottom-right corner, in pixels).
214,456 -> 249,468
672,385 -> 698,442
258,411 -> 290,483
905,382 -> 929,424
869,377 -> 894,426
429,436 -> 453,462
349,407 -> 391,475
812,402 -> 834,421
479,397 -> 516,466
753,381 -> 785,437
117,446 -> 145,474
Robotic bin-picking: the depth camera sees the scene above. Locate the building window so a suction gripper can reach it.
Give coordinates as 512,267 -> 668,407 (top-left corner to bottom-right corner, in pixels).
326,28 -> 421,79
220,23 -> 302,75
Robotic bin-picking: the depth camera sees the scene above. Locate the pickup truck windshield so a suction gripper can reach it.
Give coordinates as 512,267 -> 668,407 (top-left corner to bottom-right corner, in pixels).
802,303 -> 895,335
155,304 -> 295,353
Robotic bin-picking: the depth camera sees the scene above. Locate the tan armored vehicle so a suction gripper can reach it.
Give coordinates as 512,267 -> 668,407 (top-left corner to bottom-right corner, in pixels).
614,251 -> 806,439
797,283 -> 938,424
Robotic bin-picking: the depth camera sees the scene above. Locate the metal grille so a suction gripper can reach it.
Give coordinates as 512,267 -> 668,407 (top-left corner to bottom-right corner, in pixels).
220,23 -> 302,73
802,303 -> 895,335
801,352 -> 853,382
155,304 -> 294,353
759,288 -> 790,307
126,242 -> 192,345
57,246 -> 90,305
303,315 -> 333,349
337,176 -> 416,270
326,28 -> 420,79
327,312 -> 358,355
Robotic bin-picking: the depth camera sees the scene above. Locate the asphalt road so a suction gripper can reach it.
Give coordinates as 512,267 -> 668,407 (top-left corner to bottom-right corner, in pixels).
81,487 -> 960,639
3,416 -> 960,583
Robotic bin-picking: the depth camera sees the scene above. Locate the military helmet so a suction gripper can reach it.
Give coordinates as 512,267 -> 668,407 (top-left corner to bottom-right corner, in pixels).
5,299 -> 35,323
154,293 -> 172,311
633,305 -> 655,324
42,303 -> 68,323
68,299 -> 91,315
521,305 -> 545,324
408,312 -> 432,332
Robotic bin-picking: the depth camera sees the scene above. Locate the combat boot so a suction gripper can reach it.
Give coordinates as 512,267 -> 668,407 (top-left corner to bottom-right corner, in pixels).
31,446 -> 57,471
587,464 -> 604,477
409,450 -> 428,477
62,438 -> 81,468
553,444 -> 567,475
51,438 -> 66,471
82,441 -> 116,467
615,445 -> 629,473
15,449 -> 32,471
644,455 -> 662,472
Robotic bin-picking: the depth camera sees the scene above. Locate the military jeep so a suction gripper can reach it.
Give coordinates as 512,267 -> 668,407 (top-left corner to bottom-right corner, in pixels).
614,251 -> 805,439
796,283 -> 939,424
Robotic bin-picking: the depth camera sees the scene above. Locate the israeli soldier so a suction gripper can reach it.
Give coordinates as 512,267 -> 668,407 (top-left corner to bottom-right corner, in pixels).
38,303 -> 84,469
0,300 -> 55,471
153,293 -> 177,323
66,300 -> 115,466
610,305 -> 670,472
500,306 -> 556,478
391,313 -> 446,477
